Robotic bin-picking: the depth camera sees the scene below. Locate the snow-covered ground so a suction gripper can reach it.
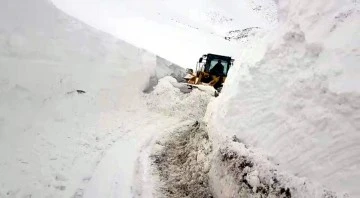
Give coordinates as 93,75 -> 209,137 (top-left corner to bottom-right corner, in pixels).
1,0 -> 359,197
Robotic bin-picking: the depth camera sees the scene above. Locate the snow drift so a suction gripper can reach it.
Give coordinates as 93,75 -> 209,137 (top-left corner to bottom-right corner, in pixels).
208,0 -> 360,196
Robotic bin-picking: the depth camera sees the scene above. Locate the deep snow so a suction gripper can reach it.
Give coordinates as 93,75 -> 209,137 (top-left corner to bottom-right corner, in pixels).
0,0 -> 184,197
1,0 -> 359,197
208,0 -> 360,196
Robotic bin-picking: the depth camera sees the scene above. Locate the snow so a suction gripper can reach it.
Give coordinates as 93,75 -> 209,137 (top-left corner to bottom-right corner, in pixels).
0,3 -> 211,197
207,129 -> 348,198
208,0 -> 360,196
149,121 -> 213,198
1,0 -> 359,197
0,0 -> 184,197
51,0 -> 277,68
144,77 -> 213,120
82,113 -> 180,198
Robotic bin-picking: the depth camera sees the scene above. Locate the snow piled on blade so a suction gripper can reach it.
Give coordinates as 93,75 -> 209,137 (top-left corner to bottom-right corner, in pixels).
144,76 -> 213,121
208,0 -> 360,196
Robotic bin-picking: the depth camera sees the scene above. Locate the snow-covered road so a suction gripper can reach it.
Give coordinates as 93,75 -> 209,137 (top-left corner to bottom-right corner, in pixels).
82,77 -> 213,198
82,113 -> 180,198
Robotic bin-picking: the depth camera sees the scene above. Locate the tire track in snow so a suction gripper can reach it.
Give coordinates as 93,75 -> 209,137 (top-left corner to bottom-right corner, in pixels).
150,121 -> 213,198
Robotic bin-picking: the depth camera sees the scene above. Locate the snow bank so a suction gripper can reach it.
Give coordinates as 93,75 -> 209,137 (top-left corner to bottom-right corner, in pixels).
208,135 -> 342,198
209,0 -> 360,196
149,121 -> 339,198
0,0 -> 180,197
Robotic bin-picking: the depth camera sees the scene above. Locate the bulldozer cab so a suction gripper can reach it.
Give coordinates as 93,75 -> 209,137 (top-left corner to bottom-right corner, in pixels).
196,53 -> 234,77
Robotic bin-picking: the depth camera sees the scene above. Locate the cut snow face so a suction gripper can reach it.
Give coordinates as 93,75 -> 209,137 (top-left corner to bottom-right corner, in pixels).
0,0 -> 184,197
209,0 -> 360,196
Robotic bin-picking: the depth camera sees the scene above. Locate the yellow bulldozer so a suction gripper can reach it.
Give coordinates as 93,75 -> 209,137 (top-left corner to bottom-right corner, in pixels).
184,53 -> 234,94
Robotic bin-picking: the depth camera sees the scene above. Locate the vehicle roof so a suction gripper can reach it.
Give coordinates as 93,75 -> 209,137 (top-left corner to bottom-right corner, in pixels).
205,53 -> 232,62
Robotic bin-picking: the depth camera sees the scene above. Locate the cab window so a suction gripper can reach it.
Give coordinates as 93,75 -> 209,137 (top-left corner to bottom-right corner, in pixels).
209,59 -> 228,75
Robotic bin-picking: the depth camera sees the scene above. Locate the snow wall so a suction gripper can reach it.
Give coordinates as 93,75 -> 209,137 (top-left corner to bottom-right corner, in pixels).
208,0 -> 360,196
0,0 -> 183,197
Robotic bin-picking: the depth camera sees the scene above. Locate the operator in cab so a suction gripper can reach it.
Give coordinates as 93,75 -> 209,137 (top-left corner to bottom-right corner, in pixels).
208,60 -> 224,86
